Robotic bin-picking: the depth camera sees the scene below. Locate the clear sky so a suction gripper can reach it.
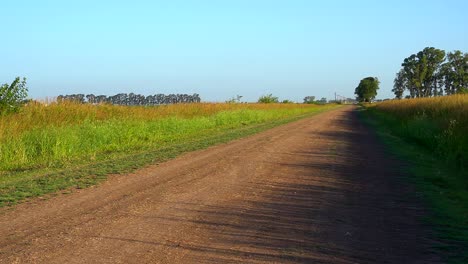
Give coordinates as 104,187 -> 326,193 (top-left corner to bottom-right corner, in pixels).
1,0 -> 467,102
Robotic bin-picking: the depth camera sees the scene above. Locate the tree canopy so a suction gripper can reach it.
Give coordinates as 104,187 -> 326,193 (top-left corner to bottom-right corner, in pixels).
441,50 -> 468,95
393,47 -> 467,98
354,77 -> 380,102
303,96 -> 315,104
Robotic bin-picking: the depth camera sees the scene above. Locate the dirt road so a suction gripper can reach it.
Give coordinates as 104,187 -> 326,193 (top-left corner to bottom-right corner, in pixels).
0,106 -> 441,263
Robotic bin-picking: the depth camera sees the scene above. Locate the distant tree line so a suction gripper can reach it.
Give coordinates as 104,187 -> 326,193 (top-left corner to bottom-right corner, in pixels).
393,47 -> 467,99
303,96 -> 328,104
57,93 -> 201,105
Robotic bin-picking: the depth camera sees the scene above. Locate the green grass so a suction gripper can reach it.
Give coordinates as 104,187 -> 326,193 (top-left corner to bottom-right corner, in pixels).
0,104 -> 340,207
360,102 -> 468,264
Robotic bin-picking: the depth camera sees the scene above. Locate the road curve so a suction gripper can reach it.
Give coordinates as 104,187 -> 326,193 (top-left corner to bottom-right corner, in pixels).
0,106 -> 441,263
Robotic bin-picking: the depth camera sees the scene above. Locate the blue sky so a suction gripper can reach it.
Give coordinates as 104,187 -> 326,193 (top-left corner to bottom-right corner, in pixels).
1,0 -> 467,102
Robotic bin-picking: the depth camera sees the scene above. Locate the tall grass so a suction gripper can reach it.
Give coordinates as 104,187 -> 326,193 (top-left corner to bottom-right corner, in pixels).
0,102 -> 334,173
373,94 -> 468,169
365,94 -> 468,262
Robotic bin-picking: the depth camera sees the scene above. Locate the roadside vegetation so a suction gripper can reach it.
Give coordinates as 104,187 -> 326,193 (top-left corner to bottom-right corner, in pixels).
362,94 -> 468,263
0,101 -> 340,207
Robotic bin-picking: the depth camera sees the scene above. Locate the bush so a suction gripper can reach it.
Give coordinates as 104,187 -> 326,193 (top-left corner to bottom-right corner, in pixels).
0,77 -> 28,115
258,94 -> 279,103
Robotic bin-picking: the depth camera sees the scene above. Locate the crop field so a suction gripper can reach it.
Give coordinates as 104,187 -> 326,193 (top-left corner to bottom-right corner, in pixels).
363,94 -> 468,261
0,102 -> 339,206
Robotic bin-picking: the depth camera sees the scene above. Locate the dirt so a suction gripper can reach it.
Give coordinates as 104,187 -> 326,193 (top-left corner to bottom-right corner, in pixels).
0,106 -> 442,263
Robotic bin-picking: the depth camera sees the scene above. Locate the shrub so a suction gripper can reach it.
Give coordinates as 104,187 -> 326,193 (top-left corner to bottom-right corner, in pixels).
0,77 -> 28,115
258,94 -> 279,103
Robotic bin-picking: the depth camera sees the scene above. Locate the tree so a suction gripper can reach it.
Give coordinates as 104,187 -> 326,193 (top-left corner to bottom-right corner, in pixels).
0,77 -> 28,115
257,94 -> 279,103
398,47 -> 446,98
282,99 -> 294,104
303,96 -> 315,104
392,70 -> 406,99
393,47 -> 467,97
226,95 -> 243,103
354,77 -> 379,102
441,50 -> 468,95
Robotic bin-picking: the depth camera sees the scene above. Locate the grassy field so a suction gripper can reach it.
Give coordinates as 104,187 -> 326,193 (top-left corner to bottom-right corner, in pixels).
0,102 -> 340,207
362,94 -> 468,263
373,94 -> 467,169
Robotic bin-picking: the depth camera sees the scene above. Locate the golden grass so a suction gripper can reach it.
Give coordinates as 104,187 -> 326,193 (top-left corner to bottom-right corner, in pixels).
373,93 -> 467,169
0,102 -> 320,142
375,94 -> 468,122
